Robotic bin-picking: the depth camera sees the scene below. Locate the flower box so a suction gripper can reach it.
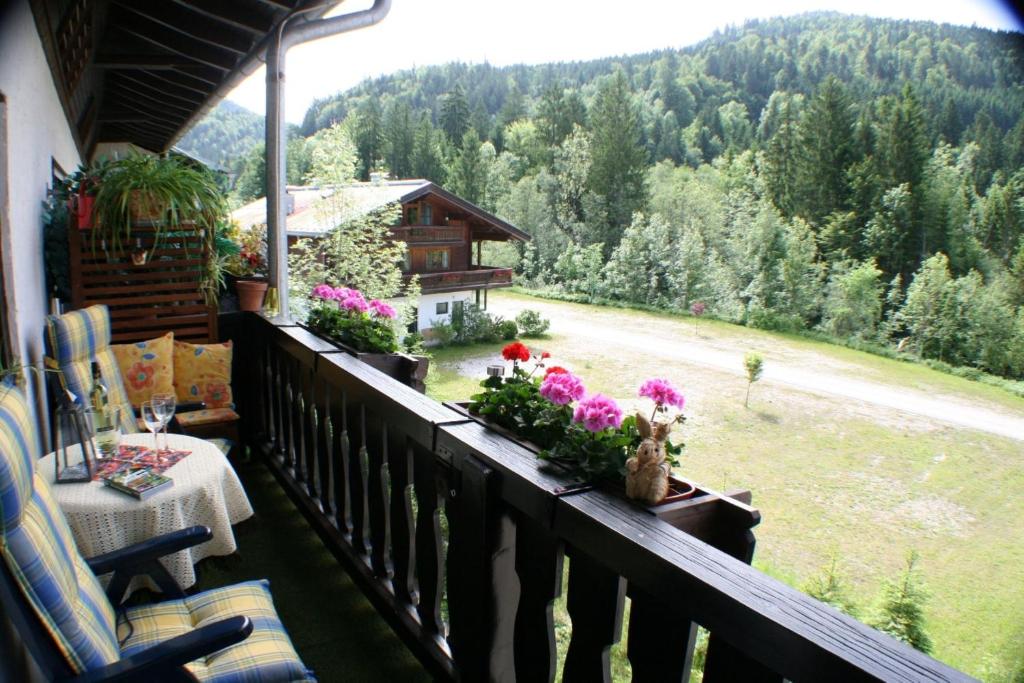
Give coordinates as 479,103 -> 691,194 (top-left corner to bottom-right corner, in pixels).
304,324 -> 429,393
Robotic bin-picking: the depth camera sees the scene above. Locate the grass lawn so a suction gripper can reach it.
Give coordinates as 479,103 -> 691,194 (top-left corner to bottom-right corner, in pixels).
425,291 -> 1024,682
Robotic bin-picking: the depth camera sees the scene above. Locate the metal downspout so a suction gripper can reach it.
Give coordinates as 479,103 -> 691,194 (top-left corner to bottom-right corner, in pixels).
266,0 -> 393,317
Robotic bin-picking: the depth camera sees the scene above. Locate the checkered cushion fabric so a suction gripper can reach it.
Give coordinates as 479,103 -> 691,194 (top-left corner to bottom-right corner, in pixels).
120,580 -> 315,682
0,386 -> 119,672
175,407 -> 240,428
45,306 -> 136,434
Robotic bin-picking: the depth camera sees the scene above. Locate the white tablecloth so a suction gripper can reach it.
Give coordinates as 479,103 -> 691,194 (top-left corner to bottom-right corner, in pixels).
37,433 -> 254,594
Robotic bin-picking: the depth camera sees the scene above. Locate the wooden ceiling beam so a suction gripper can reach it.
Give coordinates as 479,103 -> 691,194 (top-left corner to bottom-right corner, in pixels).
113,71 -> 206,106
251,0 -> 297,10
94,53 -> 203,69
111,13 -> 237,72
136,68 -> 217,95
98,123 -> 168,150
112,1 -> 253,55
104,81 -> 195,118
101,109 -> 183,135
171,0 -> 274,35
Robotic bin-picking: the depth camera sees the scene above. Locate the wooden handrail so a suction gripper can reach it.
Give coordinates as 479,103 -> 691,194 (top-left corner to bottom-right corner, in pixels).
238,313 -> 974,683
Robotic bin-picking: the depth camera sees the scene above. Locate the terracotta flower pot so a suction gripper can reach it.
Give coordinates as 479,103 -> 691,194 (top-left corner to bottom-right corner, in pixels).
75,190 -> 95,230
236,279 -> 268,312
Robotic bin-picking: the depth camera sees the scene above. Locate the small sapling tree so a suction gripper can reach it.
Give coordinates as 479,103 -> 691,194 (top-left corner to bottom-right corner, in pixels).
744,352 -> 763,407
690,301 -> 706,335
871,551 -> 933,653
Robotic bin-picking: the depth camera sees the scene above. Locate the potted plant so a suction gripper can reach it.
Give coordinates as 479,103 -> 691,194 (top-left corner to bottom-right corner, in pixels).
304,284 -> 429,390
224,222 -> 269,312
91,153 -> 226,256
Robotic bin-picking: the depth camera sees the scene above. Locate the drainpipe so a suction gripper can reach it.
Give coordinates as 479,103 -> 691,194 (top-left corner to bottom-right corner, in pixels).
266,0 -> 393,317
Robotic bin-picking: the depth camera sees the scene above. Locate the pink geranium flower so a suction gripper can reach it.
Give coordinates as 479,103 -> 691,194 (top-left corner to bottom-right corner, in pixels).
341,294 -> 369,313
573,394 -> 623,432
539,371 -> 585,406
331,286 -> 354,302
312,284 -> 335,300
369,299 -> 397,319
638,378 -> 685,411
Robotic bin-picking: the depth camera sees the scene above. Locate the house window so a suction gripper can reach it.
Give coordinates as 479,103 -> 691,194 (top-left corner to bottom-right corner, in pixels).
426,249 -> 449,270
435,301 -> 449,315
406,206 -> 419,225
421,203 -> 433,226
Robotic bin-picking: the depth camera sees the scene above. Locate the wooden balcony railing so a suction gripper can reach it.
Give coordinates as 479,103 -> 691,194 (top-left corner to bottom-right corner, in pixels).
236,313 -> 973,683
391,225 -> 465,243
411,266 -> 514,293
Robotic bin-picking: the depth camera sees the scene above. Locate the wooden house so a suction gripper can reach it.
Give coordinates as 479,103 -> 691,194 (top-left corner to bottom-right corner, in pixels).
232,179 -> 529,332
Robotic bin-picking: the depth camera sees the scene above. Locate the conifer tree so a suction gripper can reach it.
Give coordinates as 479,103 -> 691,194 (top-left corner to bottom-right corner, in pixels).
440,84 -> 470,144
804,556 -> 859,617
587,68 -> 648,251
871,552 -> 933,654
794,76 -> 856,224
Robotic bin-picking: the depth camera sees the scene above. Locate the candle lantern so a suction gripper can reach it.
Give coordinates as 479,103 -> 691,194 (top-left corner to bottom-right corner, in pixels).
53,402 -> 96,484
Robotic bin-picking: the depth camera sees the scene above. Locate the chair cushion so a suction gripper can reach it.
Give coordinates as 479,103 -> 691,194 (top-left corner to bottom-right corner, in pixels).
111,333 -> 175,408
175,408 -> 240,428
120,579 -> 314,682
173,340 -> 234,409
0,385 -> 37,530
45,306 -> 136,434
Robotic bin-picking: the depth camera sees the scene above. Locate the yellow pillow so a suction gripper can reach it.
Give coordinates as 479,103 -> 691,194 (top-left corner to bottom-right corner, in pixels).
173,340 -> 233,408
110,333 -> 175,408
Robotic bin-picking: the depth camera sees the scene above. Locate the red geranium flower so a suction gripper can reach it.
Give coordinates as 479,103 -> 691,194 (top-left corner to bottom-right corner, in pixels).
544,366 -> 568,377
501,341 -> 530,362
541,351 -> 551,359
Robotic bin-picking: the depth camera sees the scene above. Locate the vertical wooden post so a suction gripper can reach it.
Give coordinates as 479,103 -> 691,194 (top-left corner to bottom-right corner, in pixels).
562,547 -> 626,683
446,455 -> 516,683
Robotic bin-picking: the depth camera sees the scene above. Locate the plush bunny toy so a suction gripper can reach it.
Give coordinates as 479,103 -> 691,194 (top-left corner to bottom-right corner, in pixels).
625,413 -> 671,505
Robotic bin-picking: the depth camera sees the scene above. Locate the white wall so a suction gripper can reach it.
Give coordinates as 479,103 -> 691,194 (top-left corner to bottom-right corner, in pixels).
0,0 -> 81,393
418,291 -> 473,331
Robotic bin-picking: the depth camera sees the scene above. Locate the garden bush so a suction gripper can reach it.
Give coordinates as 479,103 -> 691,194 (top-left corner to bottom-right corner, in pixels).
516,309 -> 550,337
498,319 -> 519,340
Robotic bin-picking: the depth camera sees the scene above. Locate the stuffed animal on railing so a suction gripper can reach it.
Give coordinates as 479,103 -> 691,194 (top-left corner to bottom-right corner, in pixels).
625,413 -> 671,505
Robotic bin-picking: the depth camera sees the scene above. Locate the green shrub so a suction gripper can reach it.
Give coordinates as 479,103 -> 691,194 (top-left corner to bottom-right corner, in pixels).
516,309 -> 550,337
431,322 -> 456,346
498,319 -> 519,340
452,304 -> 501,344
403,332 -> 425,354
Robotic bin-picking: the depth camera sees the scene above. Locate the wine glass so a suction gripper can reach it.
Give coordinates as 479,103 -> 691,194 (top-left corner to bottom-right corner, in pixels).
152,393 -> 176,452
140,401 -> 163,456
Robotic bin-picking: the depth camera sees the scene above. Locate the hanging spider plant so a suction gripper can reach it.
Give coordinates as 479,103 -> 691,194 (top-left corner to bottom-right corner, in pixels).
91,153 -> 227,257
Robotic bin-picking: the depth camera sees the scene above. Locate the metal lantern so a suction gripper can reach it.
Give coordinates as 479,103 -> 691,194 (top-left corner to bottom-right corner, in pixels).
54,402 -> 96,484
486,364 -> 505,378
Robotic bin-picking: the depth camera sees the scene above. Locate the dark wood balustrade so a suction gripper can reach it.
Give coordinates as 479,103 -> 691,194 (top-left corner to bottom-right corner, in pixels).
411,266 -> 514,293
236,313 -> 973,683
391,225 -> 466,243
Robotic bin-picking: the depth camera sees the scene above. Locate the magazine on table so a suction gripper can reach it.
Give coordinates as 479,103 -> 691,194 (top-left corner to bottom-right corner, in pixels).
102,467 -> 174,500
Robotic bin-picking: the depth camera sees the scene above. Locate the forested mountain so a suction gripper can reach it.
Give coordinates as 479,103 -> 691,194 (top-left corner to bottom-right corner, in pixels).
214,12 -> 1024,379
178,100 -> 264,171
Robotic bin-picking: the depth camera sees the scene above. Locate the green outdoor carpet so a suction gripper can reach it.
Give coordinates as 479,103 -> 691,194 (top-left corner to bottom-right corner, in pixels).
191,456 -> 433,682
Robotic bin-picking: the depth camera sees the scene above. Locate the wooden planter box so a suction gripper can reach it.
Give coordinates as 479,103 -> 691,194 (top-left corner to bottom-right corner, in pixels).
303,324 -> 429,393
444,400 -> 760,543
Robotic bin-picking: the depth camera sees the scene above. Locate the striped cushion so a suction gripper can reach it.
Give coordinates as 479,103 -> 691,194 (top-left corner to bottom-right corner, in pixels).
45,306 -> 136,434
0,385 -> 36,531
0,386 -> 119,672
175,407 -> 240,428
120,580 -> 315,682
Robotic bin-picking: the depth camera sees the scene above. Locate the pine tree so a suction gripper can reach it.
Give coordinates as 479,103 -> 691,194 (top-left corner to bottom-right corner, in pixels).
383,100 -> 415,179
411,113 -> 446,184
440,84 -> 470,144
761,92 -> 803,216
804,556 -> 860,617
352,96 -> 383,180
587,68 -> 648,251
448,129 -> 484,203
871,552 -> 933,654
794,76 -> 856,224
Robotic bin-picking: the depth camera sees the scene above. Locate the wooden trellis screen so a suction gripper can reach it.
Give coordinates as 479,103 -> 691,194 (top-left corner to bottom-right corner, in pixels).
67,223 -> 217,343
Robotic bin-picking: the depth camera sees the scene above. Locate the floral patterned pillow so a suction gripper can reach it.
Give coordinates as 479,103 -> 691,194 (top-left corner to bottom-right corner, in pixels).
110,333 -> 175,408
172,340 -> 233,409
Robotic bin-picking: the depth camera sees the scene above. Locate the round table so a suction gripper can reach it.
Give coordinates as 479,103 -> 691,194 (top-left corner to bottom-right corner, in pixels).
38,433 -> 254,594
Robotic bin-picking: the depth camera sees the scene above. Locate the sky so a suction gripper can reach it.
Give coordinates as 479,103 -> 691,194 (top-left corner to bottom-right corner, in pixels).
226,0 -> 1023,124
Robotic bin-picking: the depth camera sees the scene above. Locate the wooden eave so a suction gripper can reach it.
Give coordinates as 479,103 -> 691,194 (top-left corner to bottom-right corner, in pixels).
28,0 -> 341,158
401,183 -> 531,242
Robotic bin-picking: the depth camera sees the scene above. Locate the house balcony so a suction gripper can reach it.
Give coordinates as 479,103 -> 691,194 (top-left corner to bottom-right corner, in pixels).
217,312 -> 972,682
407,266 -> 514,294
391,225 -> 466,244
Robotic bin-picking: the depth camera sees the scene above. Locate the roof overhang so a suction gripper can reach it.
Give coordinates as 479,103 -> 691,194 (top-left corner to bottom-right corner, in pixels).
28,0 -> 342,158
402,183 -> 530,242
